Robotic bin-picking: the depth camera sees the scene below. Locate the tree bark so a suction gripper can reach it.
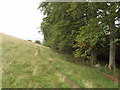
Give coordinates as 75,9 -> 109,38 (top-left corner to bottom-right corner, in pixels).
108,37 -> 116,70
91,48 -> 97,66
108,22 -> 116,70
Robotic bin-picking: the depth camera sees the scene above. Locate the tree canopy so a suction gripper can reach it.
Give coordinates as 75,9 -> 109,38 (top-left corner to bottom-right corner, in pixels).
38,2 -> 120,69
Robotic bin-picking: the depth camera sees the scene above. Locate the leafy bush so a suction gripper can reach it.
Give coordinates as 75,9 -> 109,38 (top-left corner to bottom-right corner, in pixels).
35,40 -> 41,45
28,40 -> 32,42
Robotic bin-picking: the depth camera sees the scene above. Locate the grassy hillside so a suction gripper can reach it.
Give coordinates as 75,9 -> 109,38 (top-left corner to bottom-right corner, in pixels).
2,33 -> 118,88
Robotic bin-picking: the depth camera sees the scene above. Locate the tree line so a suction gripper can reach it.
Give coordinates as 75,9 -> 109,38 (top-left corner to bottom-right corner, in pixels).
38,2 -> 120,69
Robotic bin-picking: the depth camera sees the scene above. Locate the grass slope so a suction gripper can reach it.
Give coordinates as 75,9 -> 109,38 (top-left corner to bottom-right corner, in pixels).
2,33 -> 118,88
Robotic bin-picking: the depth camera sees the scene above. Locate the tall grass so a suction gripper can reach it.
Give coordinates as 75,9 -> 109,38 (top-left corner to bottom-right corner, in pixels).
2,33 -> 118,88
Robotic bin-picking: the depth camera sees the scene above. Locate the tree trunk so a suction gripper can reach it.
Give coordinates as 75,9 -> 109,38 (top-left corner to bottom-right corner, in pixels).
108,37 -> 116,70
91,48 -> 97,66
108,21 -> 116,70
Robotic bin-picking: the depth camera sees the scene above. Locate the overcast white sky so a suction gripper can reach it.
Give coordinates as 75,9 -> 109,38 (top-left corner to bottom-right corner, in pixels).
0,0 -> 44,42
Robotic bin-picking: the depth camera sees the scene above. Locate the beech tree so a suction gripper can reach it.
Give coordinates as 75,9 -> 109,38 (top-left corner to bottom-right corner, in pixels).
38,2 -> 120,69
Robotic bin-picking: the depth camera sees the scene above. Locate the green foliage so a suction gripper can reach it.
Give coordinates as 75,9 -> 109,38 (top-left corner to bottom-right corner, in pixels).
38,2 -> 120,62
28,40 -> 32,42
35,40 -> 41,45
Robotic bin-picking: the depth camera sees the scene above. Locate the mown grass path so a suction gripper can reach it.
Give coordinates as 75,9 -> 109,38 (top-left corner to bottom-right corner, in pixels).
50,64 -> 80,88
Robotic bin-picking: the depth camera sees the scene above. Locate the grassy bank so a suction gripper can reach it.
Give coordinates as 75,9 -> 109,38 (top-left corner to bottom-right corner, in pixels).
2,33 -> 118,88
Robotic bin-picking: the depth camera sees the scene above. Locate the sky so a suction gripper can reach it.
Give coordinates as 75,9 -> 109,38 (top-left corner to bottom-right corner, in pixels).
0,0 -> 44,42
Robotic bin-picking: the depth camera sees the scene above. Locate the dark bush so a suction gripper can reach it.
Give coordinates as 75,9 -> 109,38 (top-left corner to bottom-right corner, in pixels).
35,40 -> 41,45
28,40 -> 32,42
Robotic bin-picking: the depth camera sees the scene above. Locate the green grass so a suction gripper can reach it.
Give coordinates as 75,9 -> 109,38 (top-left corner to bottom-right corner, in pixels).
50,54 -> 118,88
2,33 -> 118,88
